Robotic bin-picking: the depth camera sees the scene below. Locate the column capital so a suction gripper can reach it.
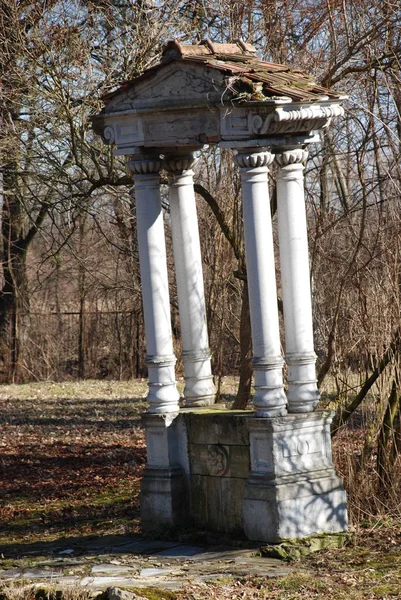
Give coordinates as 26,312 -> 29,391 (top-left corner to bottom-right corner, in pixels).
126,155 -> 162,176
275,148 -> 308,168
234,149 -> 274,169
164,153 -> 197,174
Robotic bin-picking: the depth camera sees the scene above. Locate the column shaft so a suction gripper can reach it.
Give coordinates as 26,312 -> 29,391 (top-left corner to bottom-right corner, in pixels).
165,156 -> 215,406
235,150 -> 287,417
276,148 -> 319,412
128,156 -> 180,413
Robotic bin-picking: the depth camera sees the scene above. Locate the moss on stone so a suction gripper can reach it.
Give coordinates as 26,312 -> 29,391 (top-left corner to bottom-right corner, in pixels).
126,588 -> 177,600
260,532 -> 350,561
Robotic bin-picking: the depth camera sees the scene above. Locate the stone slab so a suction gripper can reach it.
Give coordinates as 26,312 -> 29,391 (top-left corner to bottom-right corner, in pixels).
191,474 -> 246,534
19,569 -> 62,579
139,567 -> 174,577
0,537 -> 292,593
0,569 -> 22,580
110,540 -> 178,554
80,576 -> 148,589
91,564 -> 137,575
184,411 -> 250,445
155,545 -> 206,558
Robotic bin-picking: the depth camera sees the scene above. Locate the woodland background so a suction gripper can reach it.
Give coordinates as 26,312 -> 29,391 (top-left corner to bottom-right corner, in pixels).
1,0 -> 401,502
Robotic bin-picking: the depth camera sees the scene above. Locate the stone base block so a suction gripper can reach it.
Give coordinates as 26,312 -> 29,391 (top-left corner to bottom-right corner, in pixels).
139,409 -> 348,542
243,411 -> 348,542
243,470 -> 348,542
140,466 -> 188,531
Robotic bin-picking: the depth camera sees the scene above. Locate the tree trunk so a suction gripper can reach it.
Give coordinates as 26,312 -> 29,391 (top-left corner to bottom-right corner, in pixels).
0,177 -> 30,382
377,379 -> 400,494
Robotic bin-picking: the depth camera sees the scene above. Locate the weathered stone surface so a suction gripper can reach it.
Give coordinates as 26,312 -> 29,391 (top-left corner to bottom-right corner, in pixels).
139,567 -> 173,577
81,576 -> 144,588
260,532 -> 349,560
184,410 -> 250,445
91,564 -> 137,575
107,587 -> 147,600
140,466 -> 188,532
189,442 -> 249,478
0,537 -> 293,595
191,474 -> 246,534
140,413 -> 190,533
243,412 -> 348,542
0,568 -> 22,579
246,412 -> 334,478
19,568 -> 61,579
155,545 -> 205,558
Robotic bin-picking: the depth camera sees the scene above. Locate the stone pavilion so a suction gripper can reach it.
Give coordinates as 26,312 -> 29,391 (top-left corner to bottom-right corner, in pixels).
93,40 -> 348,542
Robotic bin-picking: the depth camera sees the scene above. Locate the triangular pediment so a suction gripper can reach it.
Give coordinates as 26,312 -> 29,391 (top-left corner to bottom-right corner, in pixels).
104,62 -> 227,114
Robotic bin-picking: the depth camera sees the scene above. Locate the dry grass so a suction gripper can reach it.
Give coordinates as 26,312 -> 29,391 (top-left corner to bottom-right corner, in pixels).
0,582 -> 92,600
1,379 -> 401,600
0,380 -> 150,544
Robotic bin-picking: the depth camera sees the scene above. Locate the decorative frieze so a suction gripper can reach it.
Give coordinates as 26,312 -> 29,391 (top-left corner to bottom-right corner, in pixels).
220,104 -> 344,141
96,103 -> 344,155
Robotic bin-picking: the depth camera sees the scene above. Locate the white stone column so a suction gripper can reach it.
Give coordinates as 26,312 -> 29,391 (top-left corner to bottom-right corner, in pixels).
275,148 -> 320,413
235,149 -> 287,417
164,154 -> 216,406
127,155 -> 180,414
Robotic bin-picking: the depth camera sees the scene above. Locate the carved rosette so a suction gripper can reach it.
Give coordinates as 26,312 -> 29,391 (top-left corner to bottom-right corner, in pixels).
126,157 -> 162,176
275,148 -> 308,168
235,150 -> 274,169
164,154 -> 196,174
206,444 -> 229,476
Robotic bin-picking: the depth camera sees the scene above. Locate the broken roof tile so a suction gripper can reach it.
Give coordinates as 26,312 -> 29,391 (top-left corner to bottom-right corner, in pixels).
106,39 -> 343,104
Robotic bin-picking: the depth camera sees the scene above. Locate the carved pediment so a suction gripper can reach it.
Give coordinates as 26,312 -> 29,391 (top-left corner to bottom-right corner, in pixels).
104,62 -> 227,114
93,40 -> 346,154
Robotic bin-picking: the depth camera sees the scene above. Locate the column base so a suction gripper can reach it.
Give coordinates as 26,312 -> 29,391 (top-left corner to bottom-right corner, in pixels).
139,410 -> 347,542
243,411 -> 348,542
141,466 -> 187,531
252,356 -> 287,417
243,470 -> 347,542
146,355 -> 180,413
141,413 -> 189,532
184,375 -> 216,407
287,384 -> 320,413
182,350 -> 216,407
286,353 -> 320,413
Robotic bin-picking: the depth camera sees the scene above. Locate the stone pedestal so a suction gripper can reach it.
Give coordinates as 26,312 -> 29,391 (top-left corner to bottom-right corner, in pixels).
141,410 -> 347,542
243,412 -> 348,542
140,413 -> 188,530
